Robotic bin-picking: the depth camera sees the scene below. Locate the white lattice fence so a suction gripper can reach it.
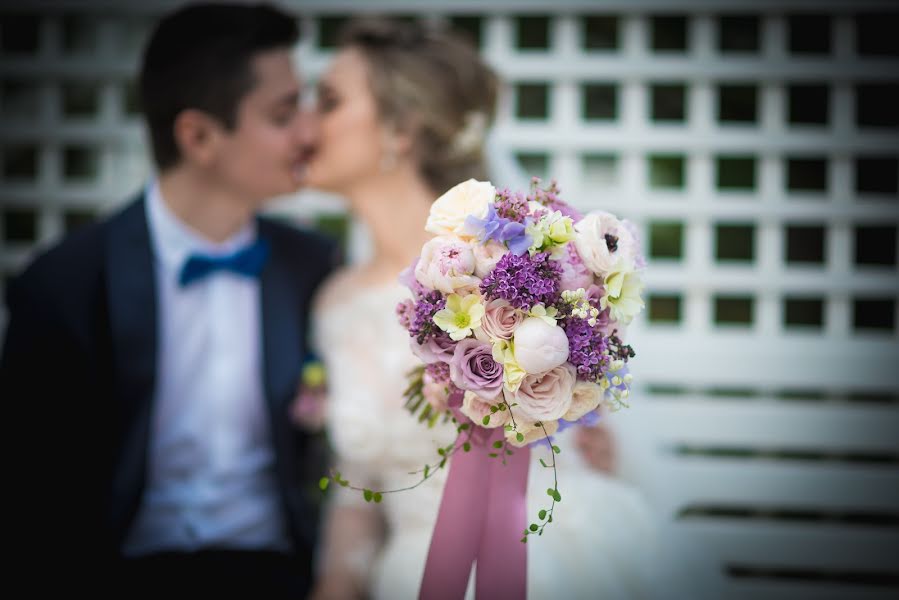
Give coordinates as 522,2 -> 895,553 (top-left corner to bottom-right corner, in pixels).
2,1 -> 898,598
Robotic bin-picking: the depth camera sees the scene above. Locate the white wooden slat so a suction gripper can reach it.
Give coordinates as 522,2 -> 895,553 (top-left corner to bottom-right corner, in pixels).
643,400 -> 899,451
677,521 -> 899,571
647,458 -> 899,513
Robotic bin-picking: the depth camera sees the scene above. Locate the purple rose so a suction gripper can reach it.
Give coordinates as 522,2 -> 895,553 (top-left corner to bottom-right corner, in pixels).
449,338 -> 504,400
410,333 -> 456,364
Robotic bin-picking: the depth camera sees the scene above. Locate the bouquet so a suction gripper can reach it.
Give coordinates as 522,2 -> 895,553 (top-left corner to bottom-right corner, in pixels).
325,177 -> 645,599
397,177 -> 643,450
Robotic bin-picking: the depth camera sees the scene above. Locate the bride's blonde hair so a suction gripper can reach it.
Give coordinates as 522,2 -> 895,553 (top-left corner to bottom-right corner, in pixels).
338,17 -> 499,195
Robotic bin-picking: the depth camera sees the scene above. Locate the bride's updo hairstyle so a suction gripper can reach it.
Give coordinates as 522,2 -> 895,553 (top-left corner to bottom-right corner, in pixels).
338,17 -> 499,195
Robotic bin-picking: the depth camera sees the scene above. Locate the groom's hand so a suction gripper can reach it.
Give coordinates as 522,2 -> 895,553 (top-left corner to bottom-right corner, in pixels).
575,423 -> 617,474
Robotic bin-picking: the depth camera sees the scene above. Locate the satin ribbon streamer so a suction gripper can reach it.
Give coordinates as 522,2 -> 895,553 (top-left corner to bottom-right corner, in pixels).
419,392 -> 530,600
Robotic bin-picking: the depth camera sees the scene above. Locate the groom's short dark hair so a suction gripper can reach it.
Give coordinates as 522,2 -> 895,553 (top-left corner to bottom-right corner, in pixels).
138,3 -> 299,171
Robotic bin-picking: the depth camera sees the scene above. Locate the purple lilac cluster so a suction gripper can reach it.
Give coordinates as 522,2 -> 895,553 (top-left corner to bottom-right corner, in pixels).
479,251 -> 561,310
560,315 -> 610,383
408,290 -> 447,344
493,188 -> 530,223
425,360 -> 453,385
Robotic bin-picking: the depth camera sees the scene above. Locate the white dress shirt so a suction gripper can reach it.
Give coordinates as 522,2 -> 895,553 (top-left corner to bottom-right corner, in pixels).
122,181 -> 290,556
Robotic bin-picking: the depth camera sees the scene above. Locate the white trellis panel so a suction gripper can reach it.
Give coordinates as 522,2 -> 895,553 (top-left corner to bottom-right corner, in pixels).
1,1 -> 898,598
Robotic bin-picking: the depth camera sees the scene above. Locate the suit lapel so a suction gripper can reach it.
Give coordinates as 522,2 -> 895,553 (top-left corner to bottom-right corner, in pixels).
104,194 -> 158,540
258,224 -> 304,420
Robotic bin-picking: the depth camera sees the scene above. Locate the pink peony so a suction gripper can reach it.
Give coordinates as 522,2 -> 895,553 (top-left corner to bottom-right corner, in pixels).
512,317 -> 569,374
414,236 -> 480,294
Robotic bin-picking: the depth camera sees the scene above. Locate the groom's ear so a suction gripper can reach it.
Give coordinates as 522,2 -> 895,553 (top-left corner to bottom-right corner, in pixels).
172,108 -> 225,168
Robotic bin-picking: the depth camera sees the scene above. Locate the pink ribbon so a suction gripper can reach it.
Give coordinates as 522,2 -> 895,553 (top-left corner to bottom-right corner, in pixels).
419,392 -> 530,600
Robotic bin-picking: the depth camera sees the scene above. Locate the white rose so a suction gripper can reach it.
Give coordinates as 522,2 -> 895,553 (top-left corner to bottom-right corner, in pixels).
573,211 -> 638,276
414,236 -> 480,294
563,381 -> 604,421
425,179 -> 495,238
512,317 -> 569,374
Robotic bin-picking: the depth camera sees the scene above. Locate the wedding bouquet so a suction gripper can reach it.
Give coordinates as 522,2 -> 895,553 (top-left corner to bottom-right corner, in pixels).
396,177 -> 644,448
324,177 -> 645,598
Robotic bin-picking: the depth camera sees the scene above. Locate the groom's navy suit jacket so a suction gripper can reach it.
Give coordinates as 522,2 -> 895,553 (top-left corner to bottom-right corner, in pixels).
0,193 -> 338,586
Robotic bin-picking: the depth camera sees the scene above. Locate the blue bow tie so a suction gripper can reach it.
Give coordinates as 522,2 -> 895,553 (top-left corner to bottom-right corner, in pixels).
179,238 -> 270,287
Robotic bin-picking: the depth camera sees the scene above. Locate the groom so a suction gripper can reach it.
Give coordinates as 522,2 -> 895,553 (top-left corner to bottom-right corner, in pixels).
1,4 -> 336,596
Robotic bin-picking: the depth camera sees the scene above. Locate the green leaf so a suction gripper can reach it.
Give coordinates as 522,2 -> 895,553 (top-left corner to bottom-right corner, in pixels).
498,402 -> 507,411
520,537 -> 528,544
539,458 -> 549,468
529,523 -> 539,532
437,447 -> 446,457
490,405 -> 498,413
552,445 -> 561,454
548,515 -> 553,523
424,465 -> 430,478
551,489 -> 562,502
482,415 -> 491,425
439,458 -> 447,469
373,492 -> 383,503
459,423 -> 470,431
538,509 -> 547,520
516,432 -> 524,443
318,477 -> 330,491
506,449 -> 514,455
363,489 -> 373,503
547,488 -> 556,498
463,442 -> 471,452
488,453 -> 498,458
534,422 -> 541,427
492,440 -> 503,449
504,424 -> 514,432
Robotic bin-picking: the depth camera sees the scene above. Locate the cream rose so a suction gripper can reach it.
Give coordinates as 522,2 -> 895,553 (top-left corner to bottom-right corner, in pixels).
503,363 -> 576,423
414,236 -> 480,294
506,419 -> 559,448
562,381 -> 604,421
573,211 -> 639,276
460,391 -> 509,429
512,317 -> 569,374
425,179 -> 495,238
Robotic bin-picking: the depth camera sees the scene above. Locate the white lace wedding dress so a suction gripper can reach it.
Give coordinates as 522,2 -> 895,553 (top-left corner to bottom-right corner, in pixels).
313,278 -> 702,600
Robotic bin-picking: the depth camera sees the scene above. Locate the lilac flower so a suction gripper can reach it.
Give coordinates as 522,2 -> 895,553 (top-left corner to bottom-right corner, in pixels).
527,177 -> 582,221
465,204 -> 533,256
493,188 -> 530,223
560,314 -> 610,383
479,251 -> 562,311
406,290 -> 447,344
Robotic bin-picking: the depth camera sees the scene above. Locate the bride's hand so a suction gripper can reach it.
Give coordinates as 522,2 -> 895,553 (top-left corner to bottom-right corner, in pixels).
575,423 -> 616,474
308,577 -> 364,600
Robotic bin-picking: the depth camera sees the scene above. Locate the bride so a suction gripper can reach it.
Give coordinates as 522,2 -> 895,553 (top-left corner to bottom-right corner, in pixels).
304,18 -> 664,600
